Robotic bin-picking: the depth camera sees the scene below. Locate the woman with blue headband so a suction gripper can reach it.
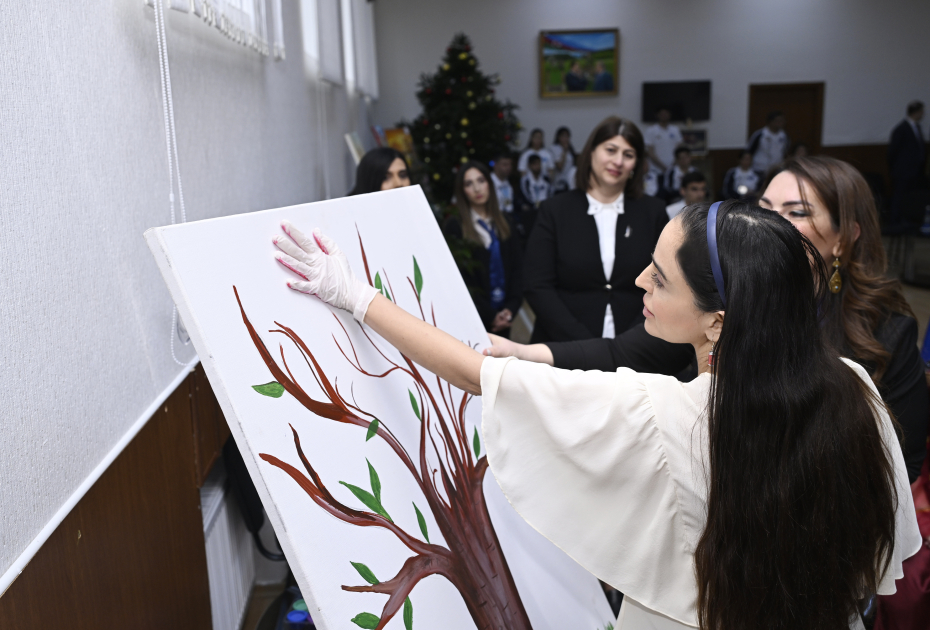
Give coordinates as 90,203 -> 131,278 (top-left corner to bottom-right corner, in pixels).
271,201 -> 920,630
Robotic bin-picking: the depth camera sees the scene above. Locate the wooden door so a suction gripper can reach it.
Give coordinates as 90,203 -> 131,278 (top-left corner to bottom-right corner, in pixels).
748,83 -> 824,152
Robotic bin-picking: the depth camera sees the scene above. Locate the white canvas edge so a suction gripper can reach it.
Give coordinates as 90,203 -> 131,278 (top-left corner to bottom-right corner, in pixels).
144,224 -> 329,624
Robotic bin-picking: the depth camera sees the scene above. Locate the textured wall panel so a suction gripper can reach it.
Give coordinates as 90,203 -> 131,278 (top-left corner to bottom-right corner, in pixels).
0,0 -> 364,581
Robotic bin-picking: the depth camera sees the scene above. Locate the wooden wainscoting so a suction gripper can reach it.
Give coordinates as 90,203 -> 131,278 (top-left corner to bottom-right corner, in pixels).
705,143 -> 889,200
0,364 -> 229,630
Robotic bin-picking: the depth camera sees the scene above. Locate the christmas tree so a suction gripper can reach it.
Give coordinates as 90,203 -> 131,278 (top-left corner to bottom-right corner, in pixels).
404,33 -> 521,203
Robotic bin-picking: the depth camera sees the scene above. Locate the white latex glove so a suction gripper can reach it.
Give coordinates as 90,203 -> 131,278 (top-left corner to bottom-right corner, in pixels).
273,220 -> 378,323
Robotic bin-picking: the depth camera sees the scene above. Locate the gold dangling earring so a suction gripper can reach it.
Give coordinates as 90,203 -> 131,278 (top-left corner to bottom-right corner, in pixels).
708,340 -> 716,369
829,258 -> 842,294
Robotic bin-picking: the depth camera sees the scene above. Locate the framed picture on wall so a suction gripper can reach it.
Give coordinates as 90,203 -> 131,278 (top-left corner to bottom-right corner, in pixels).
539,29 -> 620,98
680,129 -> 708,156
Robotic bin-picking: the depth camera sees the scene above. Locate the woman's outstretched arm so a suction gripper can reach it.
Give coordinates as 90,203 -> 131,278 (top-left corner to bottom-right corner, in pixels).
272,221 -> 484,395
363,293 -> 485,395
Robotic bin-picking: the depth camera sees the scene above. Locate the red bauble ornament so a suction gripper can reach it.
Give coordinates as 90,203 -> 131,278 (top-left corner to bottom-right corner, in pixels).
423,119 -> 429,125
460,76 -> 467,83
497,112 -> 504,119
425,88 -> 432,94
504,134 -> 511,141
445,88 -> 452,95
466,140 -> 472,147
465,45 -> 471,51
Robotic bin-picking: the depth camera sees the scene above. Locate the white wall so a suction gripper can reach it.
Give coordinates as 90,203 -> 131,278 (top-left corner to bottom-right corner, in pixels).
374,0 -> 930,149
0,1 -> 367,587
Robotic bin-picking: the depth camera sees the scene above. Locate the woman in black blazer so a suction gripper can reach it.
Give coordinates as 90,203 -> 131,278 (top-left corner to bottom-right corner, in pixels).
524,116 -> 668,342
444,161 -> 523,338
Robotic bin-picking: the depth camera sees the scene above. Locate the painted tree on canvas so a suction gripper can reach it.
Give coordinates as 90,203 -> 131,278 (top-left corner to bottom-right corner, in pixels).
234,232 -> 532,630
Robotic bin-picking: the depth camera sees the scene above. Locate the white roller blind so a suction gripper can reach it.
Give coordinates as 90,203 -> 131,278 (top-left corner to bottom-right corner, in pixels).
299,0 -> 320,76
351,0 -> 378,98
340,0 -> 356,89
318,0 -> 344,84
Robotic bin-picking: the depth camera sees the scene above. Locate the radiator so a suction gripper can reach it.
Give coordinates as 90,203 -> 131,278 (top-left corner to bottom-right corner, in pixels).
201,460 -> 256,630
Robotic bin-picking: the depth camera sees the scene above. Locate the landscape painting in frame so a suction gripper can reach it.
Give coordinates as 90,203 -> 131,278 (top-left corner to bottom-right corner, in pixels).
539,29 -> 620,98
145,186 -> 615,630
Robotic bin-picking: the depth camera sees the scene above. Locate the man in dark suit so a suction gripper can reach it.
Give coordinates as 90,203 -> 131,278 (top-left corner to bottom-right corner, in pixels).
888,101 -> 926,225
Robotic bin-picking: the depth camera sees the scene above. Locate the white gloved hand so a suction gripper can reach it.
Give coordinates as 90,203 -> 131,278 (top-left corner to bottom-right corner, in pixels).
273,220 -> 378,323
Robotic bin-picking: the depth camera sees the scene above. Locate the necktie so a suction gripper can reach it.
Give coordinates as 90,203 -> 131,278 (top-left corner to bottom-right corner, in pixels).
477,219 -> 506,310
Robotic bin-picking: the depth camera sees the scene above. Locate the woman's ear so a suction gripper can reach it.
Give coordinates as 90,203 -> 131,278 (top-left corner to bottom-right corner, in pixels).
832,221 -> 860,258
705,311 -> 724,343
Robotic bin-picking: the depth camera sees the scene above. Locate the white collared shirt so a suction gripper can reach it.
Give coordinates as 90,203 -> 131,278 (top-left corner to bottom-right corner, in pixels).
470,209 -> 493,249
586,192 -> 624,338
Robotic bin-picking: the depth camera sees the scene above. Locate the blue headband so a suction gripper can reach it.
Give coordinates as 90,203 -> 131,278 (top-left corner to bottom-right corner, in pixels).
706,201 -> 727,307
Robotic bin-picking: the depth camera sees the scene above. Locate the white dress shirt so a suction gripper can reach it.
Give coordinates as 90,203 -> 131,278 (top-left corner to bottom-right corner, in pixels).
586,192 -> 624,338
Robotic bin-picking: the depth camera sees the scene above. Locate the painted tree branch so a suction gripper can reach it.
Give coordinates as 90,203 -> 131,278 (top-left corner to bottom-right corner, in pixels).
236,231 -> 532,630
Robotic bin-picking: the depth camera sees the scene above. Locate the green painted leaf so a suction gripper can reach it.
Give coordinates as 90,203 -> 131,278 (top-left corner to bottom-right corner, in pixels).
350,612 -> 380,629
374,272 -> 383,292
473,427 -> 481,458
252,382 -> 284,398
409,389 -> 421,421
403,597 -> 413,630
349,561 -> 379,585
339,481 -> 392,522
365,417 -> 380,442
413,256 -> 423,297
413,502 -> 429,543
368,459 -> 382,504
384,285 -> 392,302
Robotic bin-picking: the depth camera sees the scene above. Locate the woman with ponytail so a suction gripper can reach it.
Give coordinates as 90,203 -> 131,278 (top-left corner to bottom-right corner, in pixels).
271,200 -> 921,629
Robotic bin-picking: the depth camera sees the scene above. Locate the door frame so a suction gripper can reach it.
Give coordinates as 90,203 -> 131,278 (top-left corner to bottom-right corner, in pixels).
747,82 -> 824,151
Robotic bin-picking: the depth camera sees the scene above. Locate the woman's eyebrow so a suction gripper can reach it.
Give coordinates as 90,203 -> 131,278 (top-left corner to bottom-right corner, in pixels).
651,256 -> 668,281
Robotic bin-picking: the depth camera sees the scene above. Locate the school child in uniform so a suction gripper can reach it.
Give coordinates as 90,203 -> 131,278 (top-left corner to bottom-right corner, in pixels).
662,147 -> 696,202
722,150 -> 762,201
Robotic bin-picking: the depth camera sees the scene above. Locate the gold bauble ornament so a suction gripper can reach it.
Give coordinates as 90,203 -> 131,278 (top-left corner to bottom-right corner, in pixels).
442,63 -> 450,71
432,173 -> 441,180
460,118 -> 469,126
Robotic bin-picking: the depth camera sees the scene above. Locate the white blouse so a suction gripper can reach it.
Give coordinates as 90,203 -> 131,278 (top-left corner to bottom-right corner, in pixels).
480,357 -> 921,629
586,192 -> 624,339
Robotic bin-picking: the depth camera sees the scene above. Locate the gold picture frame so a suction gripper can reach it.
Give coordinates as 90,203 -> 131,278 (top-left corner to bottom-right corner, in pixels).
539,28 -> 620,98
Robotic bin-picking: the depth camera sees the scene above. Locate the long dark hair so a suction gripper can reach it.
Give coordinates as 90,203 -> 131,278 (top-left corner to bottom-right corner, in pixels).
453,161 -> 510,244
677,201 -> 898,630
554,126 -> 576,161
348,147 -> 409,196
574,116 -> 645,198
766,156 -> 914,383
525,128 -> 544,150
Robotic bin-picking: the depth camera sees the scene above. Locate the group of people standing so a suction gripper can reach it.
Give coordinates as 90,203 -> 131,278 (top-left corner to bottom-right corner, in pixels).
285,102 -> 927,629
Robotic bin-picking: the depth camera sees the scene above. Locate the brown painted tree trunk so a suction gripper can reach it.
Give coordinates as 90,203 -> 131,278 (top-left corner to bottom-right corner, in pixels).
434,465 -> 532,630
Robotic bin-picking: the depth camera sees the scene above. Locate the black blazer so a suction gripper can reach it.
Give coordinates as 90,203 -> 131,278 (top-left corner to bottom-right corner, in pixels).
888,119 -> 926,181
444,214 -> 524,331
524,189 -> 668,342
544,314 -> 928,484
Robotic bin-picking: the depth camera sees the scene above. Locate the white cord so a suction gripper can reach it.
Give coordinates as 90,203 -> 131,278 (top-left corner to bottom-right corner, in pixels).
153,0 -> 192,366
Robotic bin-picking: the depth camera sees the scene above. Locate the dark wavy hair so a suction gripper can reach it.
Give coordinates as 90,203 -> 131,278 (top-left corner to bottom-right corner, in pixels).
348,147 -> 409,196
453,161 -> 510,244
574,116 -> 645,198
676,201 -> 898,630
765,156 -> 914,383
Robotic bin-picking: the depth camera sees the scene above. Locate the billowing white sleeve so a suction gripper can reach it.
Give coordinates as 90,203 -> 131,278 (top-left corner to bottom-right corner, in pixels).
481,357 -> 698,626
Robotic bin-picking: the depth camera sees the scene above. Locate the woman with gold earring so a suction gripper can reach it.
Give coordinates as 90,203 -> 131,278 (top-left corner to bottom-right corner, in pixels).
758,155 -> 926,482
486,156 -> 927,486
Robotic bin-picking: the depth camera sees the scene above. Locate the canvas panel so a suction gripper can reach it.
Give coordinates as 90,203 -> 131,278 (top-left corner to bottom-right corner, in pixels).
146,186 -> 615,630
